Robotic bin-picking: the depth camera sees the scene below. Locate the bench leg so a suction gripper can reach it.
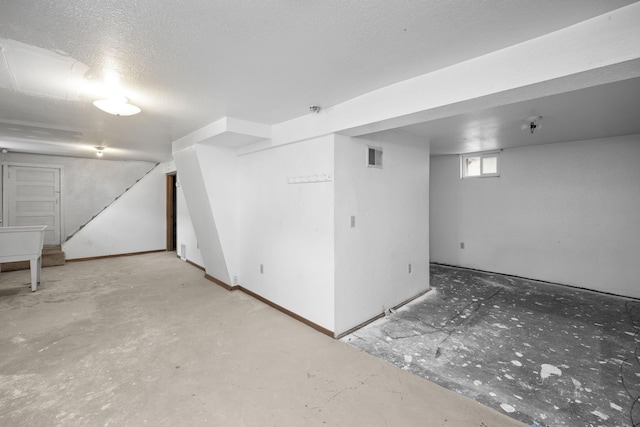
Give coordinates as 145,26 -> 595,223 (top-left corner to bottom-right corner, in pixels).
30,258 -> 39,292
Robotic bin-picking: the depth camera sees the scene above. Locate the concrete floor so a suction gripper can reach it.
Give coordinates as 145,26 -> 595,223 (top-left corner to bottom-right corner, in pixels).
342,264 -> 640,427
0,252 -> 526,427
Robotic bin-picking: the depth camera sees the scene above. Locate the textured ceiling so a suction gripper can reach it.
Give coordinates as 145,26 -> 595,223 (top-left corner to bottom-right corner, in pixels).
404,77 -> 640,155
0,0 -> 636,161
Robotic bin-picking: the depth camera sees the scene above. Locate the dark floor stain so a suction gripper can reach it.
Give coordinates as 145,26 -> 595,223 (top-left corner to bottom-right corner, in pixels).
343,265 -> 640,427
0,287 -> 26,297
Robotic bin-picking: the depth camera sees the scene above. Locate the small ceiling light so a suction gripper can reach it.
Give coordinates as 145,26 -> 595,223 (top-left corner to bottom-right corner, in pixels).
102,68 -> 121,87
95,146 -> 105,157
521,115 -> 542,134
93,96 -> 141,116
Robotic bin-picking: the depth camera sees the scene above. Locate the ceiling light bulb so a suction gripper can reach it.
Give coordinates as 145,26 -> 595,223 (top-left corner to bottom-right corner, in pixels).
93,96 -> 141,116
102,68 -> 121,87
96,150 -> 103,157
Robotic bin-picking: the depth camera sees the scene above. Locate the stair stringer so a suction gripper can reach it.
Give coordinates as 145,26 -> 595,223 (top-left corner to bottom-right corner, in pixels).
65,164 -> 158,242
62,165 -> 166,259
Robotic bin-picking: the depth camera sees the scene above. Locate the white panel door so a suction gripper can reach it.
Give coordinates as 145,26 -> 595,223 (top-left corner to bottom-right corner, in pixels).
5,165 -> 61,246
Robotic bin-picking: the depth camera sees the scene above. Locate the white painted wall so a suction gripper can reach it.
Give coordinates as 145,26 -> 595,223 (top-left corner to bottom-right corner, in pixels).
334,131 -> 430,335
175,130 -> 431,335
176,180 -> 203,267
238,135 -> 335,332
172,146 -> 230,283
197,144 -> 238,282
63,164 -> 166,259
1,152 -> 155,240
430,134 -> 640,299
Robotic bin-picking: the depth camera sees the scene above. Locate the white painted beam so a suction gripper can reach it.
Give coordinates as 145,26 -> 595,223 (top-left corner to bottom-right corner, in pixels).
269,2 -> 640,145
174,3 -> 640,155
172,117 -> 270,152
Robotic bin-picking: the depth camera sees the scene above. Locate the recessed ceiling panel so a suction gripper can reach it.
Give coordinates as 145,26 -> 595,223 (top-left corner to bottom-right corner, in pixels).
400,77 -> 640,155
0,38 -> 88,100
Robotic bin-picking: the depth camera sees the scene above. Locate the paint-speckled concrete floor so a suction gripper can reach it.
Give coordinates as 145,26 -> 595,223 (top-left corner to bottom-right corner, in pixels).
1,253 -> 526,427
342,265 -> 640,427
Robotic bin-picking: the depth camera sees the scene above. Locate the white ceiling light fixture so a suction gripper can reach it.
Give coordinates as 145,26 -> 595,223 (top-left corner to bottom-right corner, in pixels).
95,145 -> 105,157
93,96 -> 141,116
521,115 -> 542,134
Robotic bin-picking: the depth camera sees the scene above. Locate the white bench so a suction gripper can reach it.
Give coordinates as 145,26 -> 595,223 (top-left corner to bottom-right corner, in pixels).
0,225 -> 46,292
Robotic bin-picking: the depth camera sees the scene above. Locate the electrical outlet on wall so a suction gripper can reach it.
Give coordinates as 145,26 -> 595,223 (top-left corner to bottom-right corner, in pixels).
408,263 -> 412,273
260,264 -> 264,274
460,242 -> 465,249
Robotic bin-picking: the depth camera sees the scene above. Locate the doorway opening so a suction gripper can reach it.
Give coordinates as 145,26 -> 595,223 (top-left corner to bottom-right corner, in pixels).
166,173 -> 177,252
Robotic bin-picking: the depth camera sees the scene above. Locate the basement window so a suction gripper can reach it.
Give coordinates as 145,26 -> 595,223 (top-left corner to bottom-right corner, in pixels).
460,151 -> 500,178
367,146 -> 383,168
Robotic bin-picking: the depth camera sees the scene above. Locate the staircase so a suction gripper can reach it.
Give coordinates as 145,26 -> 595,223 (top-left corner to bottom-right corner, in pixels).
0,245 -> 66,272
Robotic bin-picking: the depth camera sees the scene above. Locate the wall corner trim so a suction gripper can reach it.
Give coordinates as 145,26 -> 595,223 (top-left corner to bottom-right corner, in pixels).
201,271 -> 334,338
238,286 -> 334,338
335,288 -> 431,340
204,273 -> 238,291
66,249 -> 165,263
430,262 -> 640,302
185,259 -> 205,271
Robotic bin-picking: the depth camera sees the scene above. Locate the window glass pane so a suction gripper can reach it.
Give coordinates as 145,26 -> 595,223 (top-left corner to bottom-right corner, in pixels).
375,149 -> 382,166
482,156 -> 497,174
368,148 -> 376,165
368,147 -> 382,167
465,157 -> 481,176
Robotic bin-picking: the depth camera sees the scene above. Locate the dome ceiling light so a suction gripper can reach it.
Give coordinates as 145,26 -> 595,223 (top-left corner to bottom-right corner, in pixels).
93,96 -> 141,116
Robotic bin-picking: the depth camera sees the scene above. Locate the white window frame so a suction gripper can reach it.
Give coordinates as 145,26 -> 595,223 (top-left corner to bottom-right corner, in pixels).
367,146 -> 383,169
460,151 -> 500,179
